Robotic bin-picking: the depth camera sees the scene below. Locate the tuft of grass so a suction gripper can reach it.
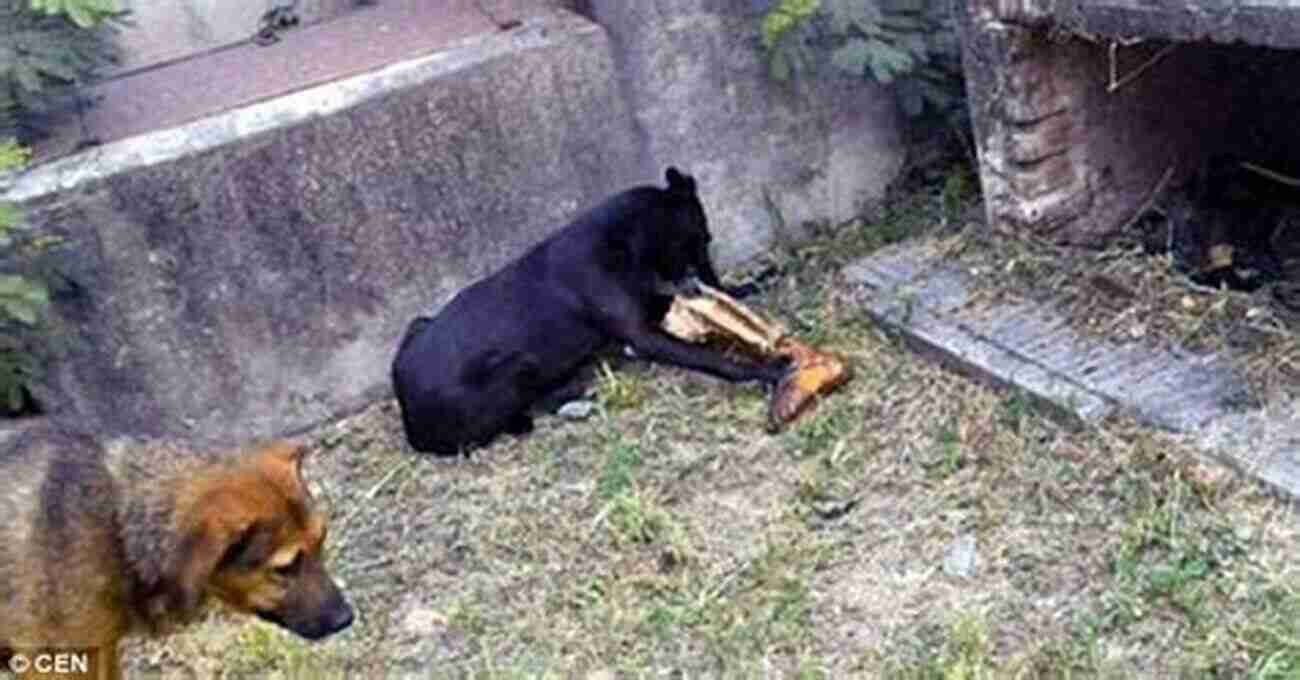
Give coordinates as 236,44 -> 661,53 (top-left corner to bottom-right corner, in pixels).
1220,583 -> 1300,678
879,612 -> 999,680
595,437 -> 642,500
782,396 -> 860,460
594,360 -> 652,411
922,422 -> 964,480
998,389 -> 1033,434
224,620 -> 350,680
603,487 -> 686,551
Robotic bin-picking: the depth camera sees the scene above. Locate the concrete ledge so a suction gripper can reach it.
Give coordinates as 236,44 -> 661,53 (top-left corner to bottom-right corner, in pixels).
845,254 -> 1114,427
1059,1 -> 1300,52
9,18 -> 584,201
1195,401 -> 1300,499
846,241 -> 1300,499
111,0 -> 360,76
3,9 -> 645,445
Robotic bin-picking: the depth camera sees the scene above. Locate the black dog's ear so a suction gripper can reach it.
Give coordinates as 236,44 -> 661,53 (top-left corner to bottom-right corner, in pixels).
665,167 -> 696,194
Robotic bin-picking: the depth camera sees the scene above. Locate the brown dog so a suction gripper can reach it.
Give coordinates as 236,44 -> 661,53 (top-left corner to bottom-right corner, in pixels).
0,422 -> 352,679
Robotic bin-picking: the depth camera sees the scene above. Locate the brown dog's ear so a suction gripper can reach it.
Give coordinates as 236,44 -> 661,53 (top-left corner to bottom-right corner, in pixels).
259,440 -> 312,495
163,512 -> 259,618
262,439 -> 308,467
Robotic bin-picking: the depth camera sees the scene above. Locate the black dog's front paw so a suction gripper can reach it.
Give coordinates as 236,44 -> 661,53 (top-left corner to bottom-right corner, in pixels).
726,264 -> 784,299
725,282 -> 761,300
765,355 -> 795,386
504,413 -> 534,436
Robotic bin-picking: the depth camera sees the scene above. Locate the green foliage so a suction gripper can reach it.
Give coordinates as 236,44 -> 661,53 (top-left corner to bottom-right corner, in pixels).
0,139 -> 30,167
1,0 -> 125,142
29,0 -> 119,28
0,274 -> 48,325
760,0 -> 822,84
760,0 -> 966,120
0,139 -> 33,242
761,0 -> 822,51
761,0 -> 822,82
0,139 -> 50,412
0,141 -> 29,230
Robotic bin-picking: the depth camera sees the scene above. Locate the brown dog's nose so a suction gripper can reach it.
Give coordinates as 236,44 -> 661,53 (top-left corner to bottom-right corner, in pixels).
291,596 -> 353,640
328,600 -> 354,633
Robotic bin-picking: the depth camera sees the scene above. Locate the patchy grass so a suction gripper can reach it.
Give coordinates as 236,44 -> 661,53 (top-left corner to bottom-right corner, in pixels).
124,178 -> 1300,679
949,227 -> 1300,406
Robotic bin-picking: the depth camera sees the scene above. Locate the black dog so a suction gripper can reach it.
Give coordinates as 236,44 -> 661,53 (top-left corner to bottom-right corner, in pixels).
391,167 -> 789,455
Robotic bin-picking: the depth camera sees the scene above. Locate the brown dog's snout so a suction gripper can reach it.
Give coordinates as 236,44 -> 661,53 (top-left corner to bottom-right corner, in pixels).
321,591 -> 354,636
294,580 -> 353,640
258,565 -> 354,640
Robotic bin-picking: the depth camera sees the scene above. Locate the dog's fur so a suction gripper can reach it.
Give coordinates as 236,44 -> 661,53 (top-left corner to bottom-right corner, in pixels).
0,422 -> 352,679
392,167 -> 789,455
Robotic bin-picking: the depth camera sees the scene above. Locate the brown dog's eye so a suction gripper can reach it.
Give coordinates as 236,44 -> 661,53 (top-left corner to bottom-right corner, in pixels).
274,552 -> 303,577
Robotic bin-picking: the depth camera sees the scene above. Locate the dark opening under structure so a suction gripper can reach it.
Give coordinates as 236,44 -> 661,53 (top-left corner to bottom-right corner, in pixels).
958,0 -> 1300,298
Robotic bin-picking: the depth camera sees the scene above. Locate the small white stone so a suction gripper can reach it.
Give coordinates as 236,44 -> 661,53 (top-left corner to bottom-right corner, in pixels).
401,606 -> 446,636
557,400 -> 596,420
943,534 -> 978,578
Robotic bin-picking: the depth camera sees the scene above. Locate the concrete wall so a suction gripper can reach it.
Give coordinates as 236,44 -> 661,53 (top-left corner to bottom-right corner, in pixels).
3,6 -> 904,445
585,0 -> 905,266
8,11 -> 642,444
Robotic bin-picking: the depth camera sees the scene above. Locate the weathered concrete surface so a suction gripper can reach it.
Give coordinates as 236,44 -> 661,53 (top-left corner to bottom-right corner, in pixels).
39,0 -> 557,162
843,249 -> 1114,426
959,0 -> 1300,51
111,0 -> 360,75
847,241 -> 1300,499
3,9 -> 644,445
583,0 -> 906,267
1196,400 -> 1300,500
1057,0 -> 1300,52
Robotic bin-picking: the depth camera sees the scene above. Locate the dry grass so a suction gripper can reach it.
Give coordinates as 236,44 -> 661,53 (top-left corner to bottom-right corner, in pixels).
124,174 -> 1300,679
948,227 -> 1300,406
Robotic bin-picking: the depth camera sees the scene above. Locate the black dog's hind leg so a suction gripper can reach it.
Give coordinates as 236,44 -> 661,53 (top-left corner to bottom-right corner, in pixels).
503,412 -> 534,435
533,365 -> 596,412
499,354 -> 548,435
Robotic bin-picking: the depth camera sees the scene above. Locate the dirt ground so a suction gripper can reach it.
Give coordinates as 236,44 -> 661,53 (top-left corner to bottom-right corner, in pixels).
122,179 -> 1300,679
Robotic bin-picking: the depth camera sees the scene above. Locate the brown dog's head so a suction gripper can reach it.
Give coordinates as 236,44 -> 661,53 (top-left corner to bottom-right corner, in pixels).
166,441 -> 353,640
